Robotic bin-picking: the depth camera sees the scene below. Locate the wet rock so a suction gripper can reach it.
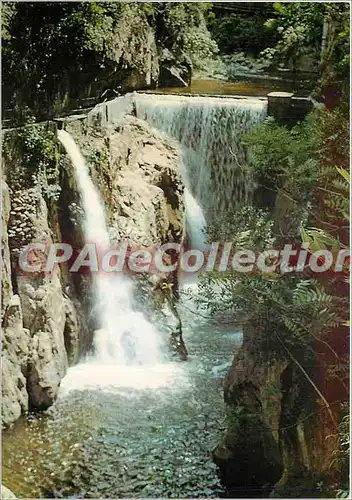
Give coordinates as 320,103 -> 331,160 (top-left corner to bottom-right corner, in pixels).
213,319 -> 338,496
1,295 -> 30,426
159,48 -> 192,88
100,116 -> 184,246
1,181 -> 12,317
20,270 -> 68,410
63,297 -> 81,366
213,322 -> 286,495
169,329 -> 188,361
66,113 -> 187,358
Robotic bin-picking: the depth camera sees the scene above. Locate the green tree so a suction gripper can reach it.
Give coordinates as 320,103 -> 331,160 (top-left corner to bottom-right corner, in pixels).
2,2 -> 215,118
3,2 -> 128,116
154,2 -> 218,70
208,11 -> 277,55
198,106 -> 349,492
261,2 -> 350,89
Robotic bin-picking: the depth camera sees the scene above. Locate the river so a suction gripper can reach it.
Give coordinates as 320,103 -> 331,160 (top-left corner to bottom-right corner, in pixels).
3,312 -> 242,498
4,83 -> 255,499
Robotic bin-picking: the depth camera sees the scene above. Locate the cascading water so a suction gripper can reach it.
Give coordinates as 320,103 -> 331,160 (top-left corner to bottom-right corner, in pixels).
184,188 -> 207,251
135,93 -> 267,297
3,96 -> 253,499
57,130 -> 163,368
135,94 -> 268,224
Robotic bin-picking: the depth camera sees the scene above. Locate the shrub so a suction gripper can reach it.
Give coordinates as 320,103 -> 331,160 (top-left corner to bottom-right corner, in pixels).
208,12 -> 278,55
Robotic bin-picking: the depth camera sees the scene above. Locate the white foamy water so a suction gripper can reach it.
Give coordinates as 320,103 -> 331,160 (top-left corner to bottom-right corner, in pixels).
184,188 -> 207,251
135,93 -> 268,220
135,93 -> 267,293
58,361 -> 188,397
57,130 -> 164,368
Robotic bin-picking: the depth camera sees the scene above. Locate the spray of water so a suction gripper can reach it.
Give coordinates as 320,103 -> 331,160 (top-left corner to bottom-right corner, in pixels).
56,95 -> 266,389
135,93 -> 267,295
184,188 -> 207,251
57,130 -> 163,367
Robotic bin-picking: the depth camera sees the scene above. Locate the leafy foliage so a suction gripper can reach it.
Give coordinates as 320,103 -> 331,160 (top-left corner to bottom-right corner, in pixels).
260,2 -> 350,91
244,115 -> 319,187
207,205 -> 274,251
4,124 -> 61,199
208,11 -> 278,56
261,2 -> 325,68
327,403 -> 350,496
183,26 -> 219,70
199,269 -> 346,362
199,105 -> 349,436
155,3 -> 218,70
300,167 -> 349,256
319,4 -> 350,89
313,108 -> 350,234
2,2 -> 215,117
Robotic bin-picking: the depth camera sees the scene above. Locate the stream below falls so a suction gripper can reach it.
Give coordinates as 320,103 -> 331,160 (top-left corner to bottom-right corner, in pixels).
3,317 -> 242,498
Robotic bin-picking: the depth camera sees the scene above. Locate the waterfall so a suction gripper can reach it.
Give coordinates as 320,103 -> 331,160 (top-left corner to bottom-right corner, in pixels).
135,94 -> 267,223
184,188 -> 207,251
135,93 -> 267,295
57,130 -> 163,366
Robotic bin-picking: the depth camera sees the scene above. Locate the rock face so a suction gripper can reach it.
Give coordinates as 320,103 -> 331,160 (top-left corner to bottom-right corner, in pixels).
100,116 -> 184,246
213,320 -> 339,497
1,126 -> 86,426
2,98 -> 187,426
1,177 -> 82,426
2,294 -> 29,426
65,111 -> 187,359
213,322 -> 285,495
159,48 -> 192,88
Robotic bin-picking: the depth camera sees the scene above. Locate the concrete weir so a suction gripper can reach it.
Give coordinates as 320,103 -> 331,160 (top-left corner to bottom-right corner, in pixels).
133,92 -> 268,220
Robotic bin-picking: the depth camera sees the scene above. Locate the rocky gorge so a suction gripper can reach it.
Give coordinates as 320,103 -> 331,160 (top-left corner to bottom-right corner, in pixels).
2,94 -> 187,429
3,90 -> 347,499
2,3 -> 349,499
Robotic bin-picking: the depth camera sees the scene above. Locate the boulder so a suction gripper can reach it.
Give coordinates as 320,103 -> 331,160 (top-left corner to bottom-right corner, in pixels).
213,319 -> 338,496
159,48 -> 192,88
